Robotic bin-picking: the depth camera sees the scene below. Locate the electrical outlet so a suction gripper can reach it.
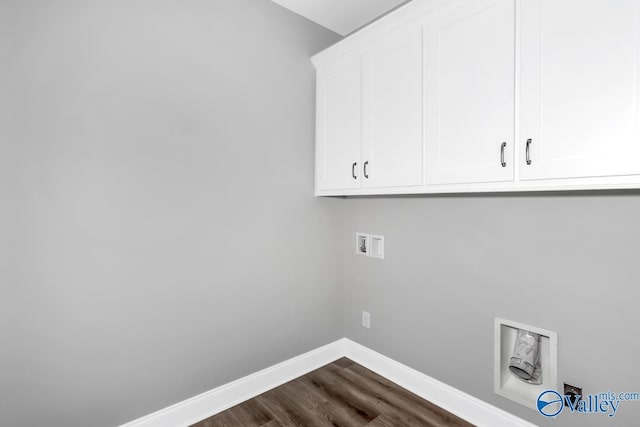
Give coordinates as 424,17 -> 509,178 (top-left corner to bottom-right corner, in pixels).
564,383 -> 583,407
362,311 -> 371,329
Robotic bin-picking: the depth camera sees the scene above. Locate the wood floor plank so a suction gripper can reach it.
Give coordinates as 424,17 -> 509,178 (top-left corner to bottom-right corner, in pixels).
191,358 -> 476,427
291,376 -> 374,426
304,367 -> 381,423
343,363 -> 473,427
333,357 -> 356,369
314,363 -> 433,427
256,388 -> 308,427
257,385 -> 337,427
197,406 -> 241,427
226,398 -> 273,426
366,414 -> 398,427
285,378 -> 329,410
283,378 -> 362,426
271,380 -> 338,427
297,375 -> 377,425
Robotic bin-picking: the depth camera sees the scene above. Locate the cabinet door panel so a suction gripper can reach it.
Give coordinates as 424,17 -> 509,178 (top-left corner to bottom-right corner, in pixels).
520,0 -> 640,180
316,56 -> 362,191
424,0 -> 515,185
362,25 -> 423,189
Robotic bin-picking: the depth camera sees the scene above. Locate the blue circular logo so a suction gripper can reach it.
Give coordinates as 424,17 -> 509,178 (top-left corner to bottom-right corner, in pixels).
537,390 -> 564,417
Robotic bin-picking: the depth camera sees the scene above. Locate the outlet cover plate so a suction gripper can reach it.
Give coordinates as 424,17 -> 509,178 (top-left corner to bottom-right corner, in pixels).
362,311 -> 371,329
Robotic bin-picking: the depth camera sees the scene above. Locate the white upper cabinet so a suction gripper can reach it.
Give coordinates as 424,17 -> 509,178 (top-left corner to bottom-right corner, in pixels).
361,24 -> 423,189
315,54 -> 362,191
423,0 -> 515,185
520,0 -> 640,181
312,0 -> 640,195
315,24 -> 423,192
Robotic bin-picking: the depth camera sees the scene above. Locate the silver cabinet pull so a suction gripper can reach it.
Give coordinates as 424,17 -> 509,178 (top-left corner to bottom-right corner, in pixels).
526,138 -> 532,165
352,162 -> 357,179
501,142 -> 507,167
364,161 -> 369,178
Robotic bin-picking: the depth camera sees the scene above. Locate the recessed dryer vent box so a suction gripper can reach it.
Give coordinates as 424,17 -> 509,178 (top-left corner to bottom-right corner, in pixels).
494,318 -> 558,412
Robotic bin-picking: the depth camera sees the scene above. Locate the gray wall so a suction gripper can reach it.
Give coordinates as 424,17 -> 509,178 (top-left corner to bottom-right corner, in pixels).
0,1 -> 341,426
342,193 -> 640,426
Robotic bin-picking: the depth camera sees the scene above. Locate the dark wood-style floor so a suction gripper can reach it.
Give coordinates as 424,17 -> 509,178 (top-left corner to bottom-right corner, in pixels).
192,358 -> 475,427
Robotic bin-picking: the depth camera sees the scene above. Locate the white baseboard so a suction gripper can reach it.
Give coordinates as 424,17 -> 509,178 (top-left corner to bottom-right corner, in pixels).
120,340 -> 346,427
343,340 -> 539,427
121,338 -> 537,427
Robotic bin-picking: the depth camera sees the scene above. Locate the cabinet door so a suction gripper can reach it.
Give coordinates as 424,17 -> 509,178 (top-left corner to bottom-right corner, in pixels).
316,55 -> 362,191
520,0 -> 640,180
361,25 -> 423,189
423,0 -> 515,185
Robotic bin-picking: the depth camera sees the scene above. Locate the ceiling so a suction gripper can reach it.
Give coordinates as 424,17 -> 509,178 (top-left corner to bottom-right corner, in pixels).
270,0 -> 408,36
